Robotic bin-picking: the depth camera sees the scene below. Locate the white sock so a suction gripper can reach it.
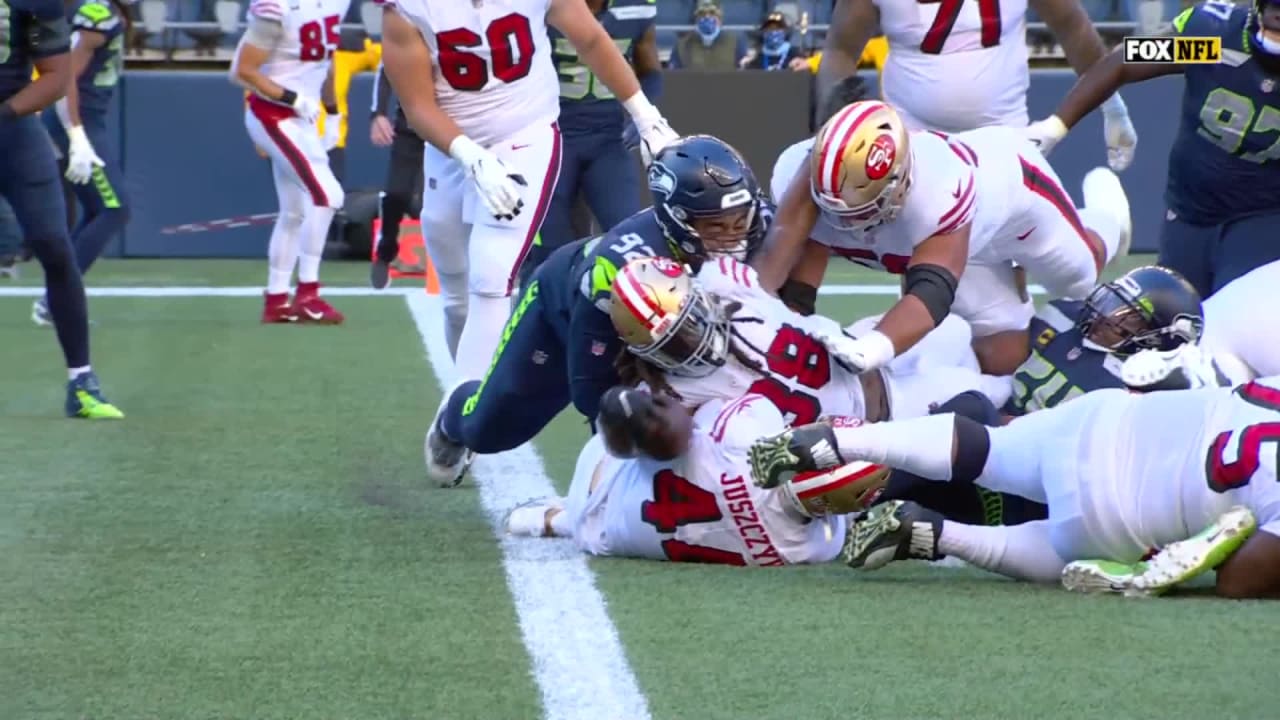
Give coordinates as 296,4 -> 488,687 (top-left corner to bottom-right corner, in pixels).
68,365 -> 91,380
297,206 -> 336,284
1078,206 -> 1121,267
549,504 -> 572,538
453,293 -> 512,381
939,520 -> 1067,583
266,212 -> 303,294
830,413 -> 956,480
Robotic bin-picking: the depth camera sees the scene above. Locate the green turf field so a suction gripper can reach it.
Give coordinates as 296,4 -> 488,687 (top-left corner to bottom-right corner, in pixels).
1,257 -> 1274,720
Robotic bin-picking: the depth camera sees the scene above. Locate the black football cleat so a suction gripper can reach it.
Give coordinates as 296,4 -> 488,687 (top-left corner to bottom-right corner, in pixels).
748,422 -> 844,489
843,500 -> 945,570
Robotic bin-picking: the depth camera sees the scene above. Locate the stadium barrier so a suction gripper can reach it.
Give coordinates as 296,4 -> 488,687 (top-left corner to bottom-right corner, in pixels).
111,69 -> 1185,259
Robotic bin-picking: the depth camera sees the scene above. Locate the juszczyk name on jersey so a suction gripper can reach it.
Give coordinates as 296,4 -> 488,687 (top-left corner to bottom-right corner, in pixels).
1122,36 -> 1222,64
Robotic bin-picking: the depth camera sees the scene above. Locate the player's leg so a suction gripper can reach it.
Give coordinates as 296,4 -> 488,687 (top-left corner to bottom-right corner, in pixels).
521,131 -> 581,289
952,260 -> 1034,375
456,121 -> 562,380
1156,213 -> 1216,298
580,136 -> 642,232
273,116 -> 345,324
0,115 -> 121,418
246,108 -> 305,321
1210,210 -> 1280,295
1011,161 -> 1127,302
371,126 -> 424,289
420,145 -> 472,358
426,280 -> 571,485
67,120 -> 130,277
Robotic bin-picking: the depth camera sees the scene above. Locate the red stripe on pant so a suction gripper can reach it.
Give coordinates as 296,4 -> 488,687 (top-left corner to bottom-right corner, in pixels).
248,95 -> 330,207
1018,156 -> 1104,273
505,122 -> 563,294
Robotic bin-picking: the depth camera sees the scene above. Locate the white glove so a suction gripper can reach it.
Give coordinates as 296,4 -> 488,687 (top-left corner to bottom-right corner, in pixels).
449,135 -> 527,221
1121,345 -> 1220,393
289,93 -> 321,125
1101,94 -> 1137,172
321,117 -> 341,151
64,125 -> 104,185
1024,115 -> 1068,157
622,92 -> 678,165
817,328 -> 896,375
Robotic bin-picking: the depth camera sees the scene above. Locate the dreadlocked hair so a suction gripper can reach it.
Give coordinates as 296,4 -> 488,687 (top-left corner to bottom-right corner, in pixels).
721,300 -> 768,377
614,346 -> 682,400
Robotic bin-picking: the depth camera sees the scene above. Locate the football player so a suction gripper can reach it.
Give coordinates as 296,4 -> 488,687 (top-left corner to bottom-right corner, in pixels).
524,0 -> 663,287
1201,258 -> 1280,382
505,386 -> 888,567
379,0 -> 678,384
814,0 -> 1136,168
760,100 -> 1131,377
1027,0 -> 1280,297
35,0 -> 131,327
0,0 -> 122,418
423,135 -> 770,487
749,378 -> 1280,599
232,0 -> 350,324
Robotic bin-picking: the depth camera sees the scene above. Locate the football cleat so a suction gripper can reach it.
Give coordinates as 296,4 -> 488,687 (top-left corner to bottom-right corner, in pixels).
843,500 -> 944,570
65,371 -> 124,420
424,394 -> 474,488
1081,166 -> 1132,266
505,496 -> 566,537
748,422 -> 844,489
293,283 -> 344,324
31,298 -> 52,327
262,292 -> 298,323
370,259 -> 391,290
0,254 -> 19,279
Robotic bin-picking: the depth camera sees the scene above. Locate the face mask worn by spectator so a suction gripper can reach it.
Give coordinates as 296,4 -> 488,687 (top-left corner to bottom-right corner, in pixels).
697,16 -> 721,45
761,29 -> 790,70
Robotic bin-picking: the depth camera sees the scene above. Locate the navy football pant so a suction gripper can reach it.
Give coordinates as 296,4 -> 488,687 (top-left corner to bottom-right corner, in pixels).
46,113 -> 130,277
440,279 -> 572,454
1158,211 -> 1280,299
525,132 -> 641,279
875,391 -> 1049,527
0,115 -> 90,368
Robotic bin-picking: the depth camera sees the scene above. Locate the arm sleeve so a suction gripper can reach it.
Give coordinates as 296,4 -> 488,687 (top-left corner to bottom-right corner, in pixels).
371,62 -> 394,116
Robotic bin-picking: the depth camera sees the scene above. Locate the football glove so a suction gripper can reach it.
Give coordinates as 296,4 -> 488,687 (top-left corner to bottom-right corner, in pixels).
1024,115 -> 1068,157
637,117 -> 678,165
64,125 -> 104,185
290,94 -> 322,125
449,135 -> 527,221
1121,344 -> 1222,393
817,328 -> 896,375
1101,94 -> 1137,172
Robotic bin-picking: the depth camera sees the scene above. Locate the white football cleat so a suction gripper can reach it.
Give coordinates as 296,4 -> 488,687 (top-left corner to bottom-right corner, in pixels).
505,496 -> 567,537
1081,166 -> 1132,266
424,383 -> 475,488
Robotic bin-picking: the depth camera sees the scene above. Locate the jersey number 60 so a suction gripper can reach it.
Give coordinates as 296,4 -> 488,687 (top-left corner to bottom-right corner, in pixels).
436,13 -> 536,92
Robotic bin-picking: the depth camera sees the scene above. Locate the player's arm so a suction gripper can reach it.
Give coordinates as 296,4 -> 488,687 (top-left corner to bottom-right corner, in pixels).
1215,530 -> 1280,599
778,241 -> 830,315
1,1 -> 73,120
379,10 -> 469,154
632,23 -> 662,100
230,7 -> 308,111
1030,0 -> 1109,75
55,23 -> 107,130
815,0 -> 877,112
568,296 -> 624,419
753,162 -> 821,294
370,61 -> 393,118
321,63 -> 338,116
861,227 -> 969,363
548,0 -> 674,158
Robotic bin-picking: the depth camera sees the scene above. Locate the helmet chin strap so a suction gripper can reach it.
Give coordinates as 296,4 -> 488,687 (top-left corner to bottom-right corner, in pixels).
1080,337 -> 1113,354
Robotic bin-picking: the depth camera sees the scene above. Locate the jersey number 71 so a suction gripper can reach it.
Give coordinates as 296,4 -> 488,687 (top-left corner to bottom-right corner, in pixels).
916,0 -> 1001,54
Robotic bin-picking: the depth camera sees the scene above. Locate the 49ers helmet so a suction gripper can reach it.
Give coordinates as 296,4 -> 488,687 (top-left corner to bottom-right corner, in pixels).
608,256 -> 731,378
810,100 -> 912,231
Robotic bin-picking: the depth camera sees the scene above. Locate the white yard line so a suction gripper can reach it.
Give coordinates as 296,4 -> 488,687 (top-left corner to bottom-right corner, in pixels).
404,293 -> 651,720
0,283 -> 1052,298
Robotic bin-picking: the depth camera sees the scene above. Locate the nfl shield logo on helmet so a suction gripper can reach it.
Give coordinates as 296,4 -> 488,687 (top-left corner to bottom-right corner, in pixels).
591,341 -> 607,356
1067,347 -> 1082,361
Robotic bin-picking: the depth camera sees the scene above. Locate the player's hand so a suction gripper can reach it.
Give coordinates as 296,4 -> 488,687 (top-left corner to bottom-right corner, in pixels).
1121,345 -> 1218,393
636,116 -> 679,165
818,329 -> 896,375
321,118 -> 341,151
64,125 -> 104,185
290,94 -> 322,125
450,136 -> 527,220
1024,115 -> 1068,157
1101,94 -> 1137,172
370,115 -> 394,147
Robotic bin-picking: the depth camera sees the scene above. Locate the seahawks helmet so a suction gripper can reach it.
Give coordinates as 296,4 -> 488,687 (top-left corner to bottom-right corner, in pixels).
648,135 -> 766,265
1076,265 -> 1204,355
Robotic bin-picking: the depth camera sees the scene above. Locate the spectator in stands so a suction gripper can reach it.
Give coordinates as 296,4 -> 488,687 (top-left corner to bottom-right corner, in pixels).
324,29 -> 382,184
668,0 -> 747,71
741,11 -> 804,70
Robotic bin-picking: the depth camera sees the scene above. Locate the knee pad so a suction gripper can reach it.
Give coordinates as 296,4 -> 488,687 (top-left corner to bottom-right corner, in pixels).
952,415 -> 992,484
280,210 -> 306,233
438,270 -> 469,308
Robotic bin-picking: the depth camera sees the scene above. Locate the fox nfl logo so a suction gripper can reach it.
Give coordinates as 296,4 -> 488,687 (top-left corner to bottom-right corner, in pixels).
1123,36 -> 1222,63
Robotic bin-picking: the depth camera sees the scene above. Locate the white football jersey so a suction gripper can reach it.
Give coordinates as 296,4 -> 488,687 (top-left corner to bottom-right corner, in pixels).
875,0 -> 1030,131
771,127 -> 1046,275
386,0 -> 560,146
246,0 -> 351,98
596,395 -> 845,566
1077,379 -> 1280,556
665,257 -> 868,425
1201,259 -> 1280,383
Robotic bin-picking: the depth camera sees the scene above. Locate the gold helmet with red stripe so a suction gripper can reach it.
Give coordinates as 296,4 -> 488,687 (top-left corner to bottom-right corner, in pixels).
781,462 -> 891,518
609,256 -> 731,378
810,100 -> 912,231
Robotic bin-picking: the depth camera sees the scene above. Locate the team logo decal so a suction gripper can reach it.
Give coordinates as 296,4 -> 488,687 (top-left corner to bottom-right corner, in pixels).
648,163 -> 677,199
650,257 -> 684,278
864,134 -> 896,180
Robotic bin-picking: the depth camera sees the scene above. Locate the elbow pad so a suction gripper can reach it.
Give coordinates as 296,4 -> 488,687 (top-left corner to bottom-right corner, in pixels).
904,263 -> 958,327
779,278 -> 819,316
30,15 -> 71,58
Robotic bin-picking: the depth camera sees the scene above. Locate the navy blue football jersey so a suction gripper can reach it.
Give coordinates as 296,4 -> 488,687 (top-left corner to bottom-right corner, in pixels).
1004,300 -> 1127,416
1166,2 -> 1280,224
551,0 -> 655,137
70,1 -> 124,116
0,0 -> 71,104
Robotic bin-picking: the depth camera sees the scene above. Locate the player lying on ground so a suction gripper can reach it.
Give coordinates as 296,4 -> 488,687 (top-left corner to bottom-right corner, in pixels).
380,0 -> 678,384
608,256 -> 1006,430
816,0 -> 1135,170
0,0 -> 122,418
760,100 -> 1131,377
505,387 -> 888,566
749,378 -> 1280,599
424,136 -> 771,487
232,0 -> 349,324
1200,257 -> 1280,383
1026,0 -> 1280,297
